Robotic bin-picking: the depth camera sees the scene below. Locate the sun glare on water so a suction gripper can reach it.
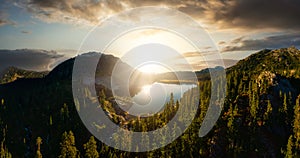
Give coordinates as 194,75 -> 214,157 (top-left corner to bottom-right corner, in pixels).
142,85 -> 152,94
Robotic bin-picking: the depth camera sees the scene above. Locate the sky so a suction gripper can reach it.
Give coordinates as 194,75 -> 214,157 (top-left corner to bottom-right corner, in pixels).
0,0 -> 299,72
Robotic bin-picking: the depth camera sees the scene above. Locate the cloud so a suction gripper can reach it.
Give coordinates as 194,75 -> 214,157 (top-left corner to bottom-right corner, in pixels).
209,59 -> 239,68
0,20 -> 9,26
14,0 -> 300,31
0,49 -> 65,72
179,49 -> 220,59
178,59 -> 238,71
207,0 -> 300,30
218,41 -> 226,45
21,30 -> 31,34
177,63 -> 207,71
17,0 -> 127,25
222,33 -> 300,52
0,11 -> 16,26
230,36 -> 245,44
124,0 -> 300,31
15,0 -> 207,25
182,51 -> 201,58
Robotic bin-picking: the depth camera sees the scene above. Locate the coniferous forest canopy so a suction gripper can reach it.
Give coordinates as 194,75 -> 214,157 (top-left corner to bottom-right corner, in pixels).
0,47 -> 300,157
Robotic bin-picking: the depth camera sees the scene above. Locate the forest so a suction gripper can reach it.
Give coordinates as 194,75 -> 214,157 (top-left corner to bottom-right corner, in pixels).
0,47 -> 300,157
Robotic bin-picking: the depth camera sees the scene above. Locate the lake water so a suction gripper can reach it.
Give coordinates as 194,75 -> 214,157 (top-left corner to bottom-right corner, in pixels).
129,82 -> 197,116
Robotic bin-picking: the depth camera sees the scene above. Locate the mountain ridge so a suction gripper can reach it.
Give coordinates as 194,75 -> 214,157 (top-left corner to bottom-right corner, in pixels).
0,66 -> 48,84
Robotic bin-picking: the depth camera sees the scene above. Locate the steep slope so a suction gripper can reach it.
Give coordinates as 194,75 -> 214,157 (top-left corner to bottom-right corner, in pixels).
221,46 -> 300,157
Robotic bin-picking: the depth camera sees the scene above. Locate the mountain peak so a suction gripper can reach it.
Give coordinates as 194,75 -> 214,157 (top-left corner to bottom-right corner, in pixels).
287,45 -> 299,52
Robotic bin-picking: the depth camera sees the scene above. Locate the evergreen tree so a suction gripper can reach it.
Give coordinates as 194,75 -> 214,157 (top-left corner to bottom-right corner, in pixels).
293,95 -> 300,155
169,93 -> 174,106
35,137 -> 42,158
83,136 -> 99,158
59,131 -> 78,158
0,141 -> 12,158
0,127 -> 12,158
285,135 -> 294,158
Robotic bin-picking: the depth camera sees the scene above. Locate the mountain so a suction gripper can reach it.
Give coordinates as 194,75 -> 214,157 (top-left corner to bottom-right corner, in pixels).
0,67 -> 48,84
0,53 -> 156,157
0,47 -> 300,157
226,47 -> 300,103
221,46 -> 300,157
227,46 -> 300,77
152,66 -> 224,83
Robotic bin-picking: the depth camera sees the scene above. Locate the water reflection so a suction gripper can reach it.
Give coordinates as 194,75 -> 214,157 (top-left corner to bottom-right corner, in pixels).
129,82 -> 196,116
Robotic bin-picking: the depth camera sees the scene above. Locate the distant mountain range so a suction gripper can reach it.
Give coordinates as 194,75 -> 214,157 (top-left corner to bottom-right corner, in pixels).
0,52 -> 223,86
0,67 -> 48,84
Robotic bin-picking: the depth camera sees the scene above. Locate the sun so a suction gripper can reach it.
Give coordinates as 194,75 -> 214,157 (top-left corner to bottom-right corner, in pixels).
142,85 -> 152,94
138,64 -> 169,74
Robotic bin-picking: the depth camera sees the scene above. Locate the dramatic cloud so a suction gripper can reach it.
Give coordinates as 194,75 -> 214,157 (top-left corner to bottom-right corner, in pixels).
17,0 -> 128,25
0,49 -> 65,72
16,0 -> 207,25
6,0 -> 300,54
15,0 -> 300,30
222,33 -> 300,52
210,0 -> 300,30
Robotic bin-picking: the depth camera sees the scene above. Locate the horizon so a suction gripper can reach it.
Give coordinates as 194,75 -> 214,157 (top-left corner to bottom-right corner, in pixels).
1,46 -> 299,74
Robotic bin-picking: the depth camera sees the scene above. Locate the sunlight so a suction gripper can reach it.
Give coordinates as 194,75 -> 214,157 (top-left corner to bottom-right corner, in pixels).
104,28 -> 197,58
142,85 -> 152,94
138,64 -> 169,74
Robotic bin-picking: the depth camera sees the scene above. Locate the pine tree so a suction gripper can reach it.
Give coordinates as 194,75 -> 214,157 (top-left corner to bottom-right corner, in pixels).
0,142 -> 12,158
170,93 -> 174,106
264,100 -> 273,124
49,115 -> 53,126
35,137 -> 42,158
59,131 -> 78,158
0,127 -> 12,158
100,89 -> 106,100
285,135 -> 294,158
99,89 -> 105,106
293,95 -> 300,155
83,136 -> 99,158
249,81 -> 259,121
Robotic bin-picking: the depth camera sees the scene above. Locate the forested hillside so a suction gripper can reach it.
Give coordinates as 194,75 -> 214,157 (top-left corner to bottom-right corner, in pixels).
0,47 -> 300,157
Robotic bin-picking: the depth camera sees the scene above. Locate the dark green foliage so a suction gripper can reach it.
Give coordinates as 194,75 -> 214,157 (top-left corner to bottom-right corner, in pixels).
0,127 -> 12,158
59,131 -> 78,158
0,48 -> 300,157
83,136 -> 99,158
35,137 -> 42,158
